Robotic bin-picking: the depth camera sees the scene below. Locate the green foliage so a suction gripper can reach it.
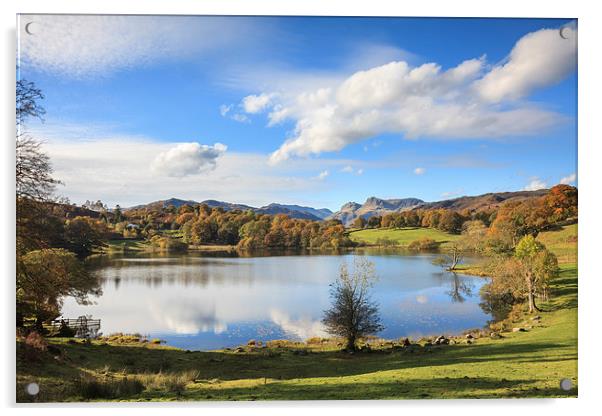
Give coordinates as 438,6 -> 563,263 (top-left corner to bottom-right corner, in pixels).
17,248 -> 101,326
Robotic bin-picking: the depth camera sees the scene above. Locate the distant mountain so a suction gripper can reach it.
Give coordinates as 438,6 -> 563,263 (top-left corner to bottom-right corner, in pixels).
126,198 -> 199,211
200,200 -> 255,211
328,197 -> 423,225
125,198 -> 332,221
256,203 -> 333,220
416,189 -> 549,212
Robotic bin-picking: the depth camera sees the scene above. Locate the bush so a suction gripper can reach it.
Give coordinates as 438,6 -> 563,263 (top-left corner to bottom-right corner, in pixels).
375,237 -> 397,247
407,238 -> 438,251
25,331 -> 47,352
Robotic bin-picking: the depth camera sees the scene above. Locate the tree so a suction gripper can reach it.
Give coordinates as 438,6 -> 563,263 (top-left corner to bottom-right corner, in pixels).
514,235 -> 558,313
16,79 -> 59,201
487,236 -> 559,314
64,216 -> 107,255
432,243 -> 463,271
367,215 -> 381,228
322,257 -> 384,351
353,216 -> 366,229
113,205 -> 123,224
17,249 -> 101,327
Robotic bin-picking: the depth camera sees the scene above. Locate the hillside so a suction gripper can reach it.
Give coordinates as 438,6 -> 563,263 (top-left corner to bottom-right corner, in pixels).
416,189 -> 549,213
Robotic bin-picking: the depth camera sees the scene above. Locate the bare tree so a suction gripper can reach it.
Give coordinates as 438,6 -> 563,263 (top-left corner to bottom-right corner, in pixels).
322,257 -> 384,351
432,243 -> 463,271
16,79 -> 60,201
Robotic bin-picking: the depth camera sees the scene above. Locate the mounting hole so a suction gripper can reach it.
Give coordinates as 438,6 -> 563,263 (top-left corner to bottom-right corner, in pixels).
560,378 -> 572,391
26,382 -> 39,396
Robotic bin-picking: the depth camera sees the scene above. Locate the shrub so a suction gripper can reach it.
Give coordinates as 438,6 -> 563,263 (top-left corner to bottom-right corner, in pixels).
407,238 -> 438,251
25,331 -> 47,352
375,237 -> 397,247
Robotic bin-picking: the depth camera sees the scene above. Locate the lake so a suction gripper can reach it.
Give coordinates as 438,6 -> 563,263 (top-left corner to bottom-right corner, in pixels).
61,250 -> 491,350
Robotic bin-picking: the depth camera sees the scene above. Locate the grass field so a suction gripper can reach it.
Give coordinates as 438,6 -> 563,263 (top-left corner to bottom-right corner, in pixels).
350,227 -> 461,248
537,223 -> 578,264
17,227 -> 578,402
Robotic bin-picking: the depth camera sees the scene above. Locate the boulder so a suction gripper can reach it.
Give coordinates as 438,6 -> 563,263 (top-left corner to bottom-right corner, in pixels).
512,327 -> 526,333
465,334 -> 474,339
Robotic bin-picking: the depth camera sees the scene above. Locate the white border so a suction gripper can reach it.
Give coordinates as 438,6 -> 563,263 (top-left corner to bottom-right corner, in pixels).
2,1 -> 601,415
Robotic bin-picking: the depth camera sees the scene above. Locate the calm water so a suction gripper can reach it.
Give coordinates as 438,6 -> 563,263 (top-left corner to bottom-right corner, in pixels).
61,250 -> 491,350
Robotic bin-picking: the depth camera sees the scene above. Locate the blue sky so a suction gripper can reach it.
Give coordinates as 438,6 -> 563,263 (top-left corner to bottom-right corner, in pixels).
18,16 -> 577,210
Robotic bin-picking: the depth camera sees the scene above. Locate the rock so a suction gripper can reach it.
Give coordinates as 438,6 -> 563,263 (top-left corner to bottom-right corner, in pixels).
234,347 -> 245,353
465,334 -> 474,339
512,327 -> 526,332
402,338 -> 411,346
466,339 -> 473,344
490,332 -> 502,339
531,315 -> 541,321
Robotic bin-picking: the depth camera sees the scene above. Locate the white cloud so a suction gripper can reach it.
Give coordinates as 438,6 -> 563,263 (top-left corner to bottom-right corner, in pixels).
230,113 -> 250,123
38,123 -> 366,208
151,142 -> 227,178
524,177 -> 548,191
560,173 -> 576,185
230,27 -> 574,164
315,170 -> 329,181
242,93 -> 274,114
414,167 -> 426,175
474,27 -> 577,103
18,15 -> 261,77
219,104 -> 232,117
340,165 -> 364,175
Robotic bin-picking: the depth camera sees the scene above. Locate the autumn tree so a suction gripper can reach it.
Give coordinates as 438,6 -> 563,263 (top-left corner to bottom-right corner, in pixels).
487,235 -> 558,314
322,257 -> 384,351
353,216 -> 366,229
17,249 -> 101,328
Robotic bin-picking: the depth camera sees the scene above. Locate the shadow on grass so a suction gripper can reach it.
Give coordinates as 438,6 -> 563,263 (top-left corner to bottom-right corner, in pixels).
142,376 -> 577,401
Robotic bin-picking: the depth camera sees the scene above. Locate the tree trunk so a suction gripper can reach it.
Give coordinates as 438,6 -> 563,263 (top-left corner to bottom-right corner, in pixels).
526,272 -> 540,313
346,335 -> 357,351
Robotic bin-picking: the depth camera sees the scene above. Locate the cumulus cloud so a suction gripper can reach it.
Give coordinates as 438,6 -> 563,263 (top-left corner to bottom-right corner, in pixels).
242,93 -> 274,114
524,177 -> 548,191
151,142 -> 227,177
18,15 -> 260,77
414,167 -> 426,175
231,27 -> 575,164
560,173 -> 576,185
474,27 -> 577,102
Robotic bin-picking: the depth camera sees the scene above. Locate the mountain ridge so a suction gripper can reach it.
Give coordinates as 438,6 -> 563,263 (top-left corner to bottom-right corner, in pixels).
124,189 -> 550,225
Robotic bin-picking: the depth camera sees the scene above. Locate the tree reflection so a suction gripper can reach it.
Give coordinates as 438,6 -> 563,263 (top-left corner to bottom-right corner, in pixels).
446,273 -> 474,303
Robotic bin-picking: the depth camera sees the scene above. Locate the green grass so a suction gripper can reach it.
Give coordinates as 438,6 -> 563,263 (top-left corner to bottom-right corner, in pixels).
350,227 -> 461,248
537,223 -> 577,264
17,227 -> 577,402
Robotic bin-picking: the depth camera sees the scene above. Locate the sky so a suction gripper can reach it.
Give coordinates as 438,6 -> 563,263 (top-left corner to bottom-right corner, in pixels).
17,15 -> 577,211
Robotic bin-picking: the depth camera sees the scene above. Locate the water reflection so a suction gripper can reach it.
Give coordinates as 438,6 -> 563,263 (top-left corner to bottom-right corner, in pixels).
64,252 -> 492,350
